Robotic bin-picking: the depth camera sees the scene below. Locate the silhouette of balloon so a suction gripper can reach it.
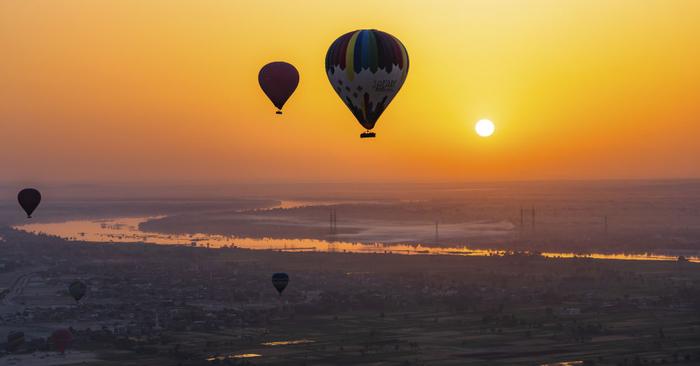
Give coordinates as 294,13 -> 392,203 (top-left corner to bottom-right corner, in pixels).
271,273 -> 289,295
50,329 -> 72,353
325,29 -> 409,138
69,280 -> 87,302
17,188 -> 41,218
259,62 -> 299,114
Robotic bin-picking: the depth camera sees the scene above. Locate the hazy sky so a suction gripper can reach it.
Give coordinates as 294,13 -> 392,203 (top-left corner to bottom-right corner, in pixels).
2,0 -> 699,184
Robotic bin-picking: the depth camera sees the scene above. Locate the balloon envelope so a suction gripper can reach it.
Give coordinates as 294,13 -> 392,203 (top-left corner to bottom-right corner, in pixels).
69,280 -> 87,302
271,272 -> 289,295
325,29 -> 409,137
258,62 -> 299,113
18,188 -> 41,218
51,329 -> 72,353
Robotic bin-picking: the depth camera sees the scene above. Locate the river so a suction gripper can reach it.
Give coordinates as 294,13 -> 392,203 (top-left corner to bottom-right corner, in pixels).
13,216 -> 700,263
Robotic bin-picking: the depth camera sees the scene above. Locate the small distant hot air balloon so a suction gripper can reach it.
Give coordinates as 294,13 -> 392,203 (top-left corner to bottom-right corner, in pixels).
50,329 -> 73,354
325,29 -> 409,138
258,62 -> 299,114
69,280 -> 87,303
271,273 -> 289,295
18,188 -> 41,218
6,331 -> 24,353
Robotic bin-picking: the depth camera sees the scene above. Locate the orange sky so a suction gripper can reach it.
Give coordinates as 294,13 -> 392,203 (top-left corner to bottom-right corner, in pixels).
1,0 -> 699,184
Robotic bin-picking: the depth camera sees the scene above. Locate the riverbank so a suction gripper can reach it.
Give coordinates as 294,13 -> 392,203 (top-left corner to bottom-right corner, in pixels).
13,216 -> 700,263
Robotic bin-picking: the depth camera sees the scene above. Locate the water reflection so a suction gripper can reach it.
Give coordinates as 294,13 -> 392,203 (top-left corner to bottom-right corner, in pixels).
264,200 -> 374,210
14,217 -> 700,263
261,339 -> 314,346
206,353 -> 261,361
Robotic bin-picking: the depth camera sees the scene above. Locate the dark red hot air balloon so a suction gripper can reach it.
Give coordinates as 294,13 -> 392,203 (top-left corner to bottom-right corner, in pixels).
51,329 -> 73,353
258,62 -> 299,114
18,188 -> 41,218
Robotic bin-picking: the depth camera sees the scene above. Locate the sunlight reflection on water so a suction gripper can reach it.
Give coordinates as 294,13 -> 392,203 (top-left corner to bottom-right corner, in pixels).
261,339 -> 315,346
206,353 -> 261,361
14,217 -> 700,263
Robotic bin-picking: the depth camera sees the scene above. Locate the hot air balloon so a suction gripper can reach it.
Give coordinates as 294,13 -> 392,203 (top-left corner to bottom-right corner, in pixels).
325,29 -> 409,138
258,62 -> 299,114
271,273 -> 289,295
50,329 -> 73,354
18,188 -> 41,218
69,280 -> 87,303
6,331 -> 24,353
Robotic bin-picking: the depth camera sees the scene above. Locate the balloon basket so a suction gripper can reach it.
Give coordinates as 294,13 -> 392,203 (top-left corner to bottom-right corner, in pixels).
276,111 -> 283,115
360,132 -> 376,139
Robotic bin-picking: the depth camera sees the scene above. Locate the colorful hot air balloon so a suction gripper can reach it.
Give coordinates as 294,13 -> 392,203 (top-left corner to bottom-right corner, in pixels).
325,29 -> 409,138
258,62 -> 299,114
271,273 -> 289,295
69,280 -> 87,303
50,329 -> 73,354
18,188 -> 41,218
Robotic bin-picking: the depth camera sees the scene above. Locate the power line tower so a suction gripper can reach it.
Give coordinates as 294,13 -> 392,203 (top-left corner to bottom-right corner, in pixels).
520,206 -> 524,236
329,208 -> 337,234
604,215 -> 608,235
435,221 -> 439,243
520,207 -> 524,226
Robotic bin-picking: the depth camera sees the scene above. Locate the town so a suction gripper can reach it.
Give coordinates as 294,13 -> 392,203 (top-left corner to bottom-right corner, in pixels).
1,227 -> 699,365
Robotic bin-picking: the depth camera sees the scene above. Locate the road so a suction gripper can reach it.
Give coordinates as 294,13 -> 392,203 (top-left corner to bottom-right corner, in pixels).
0,269 -> 44,311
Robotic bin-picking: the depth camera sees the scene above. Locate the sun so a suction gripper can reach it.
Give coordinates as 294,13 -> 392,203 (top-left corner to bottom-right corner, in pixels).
475,119 -> 495,137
